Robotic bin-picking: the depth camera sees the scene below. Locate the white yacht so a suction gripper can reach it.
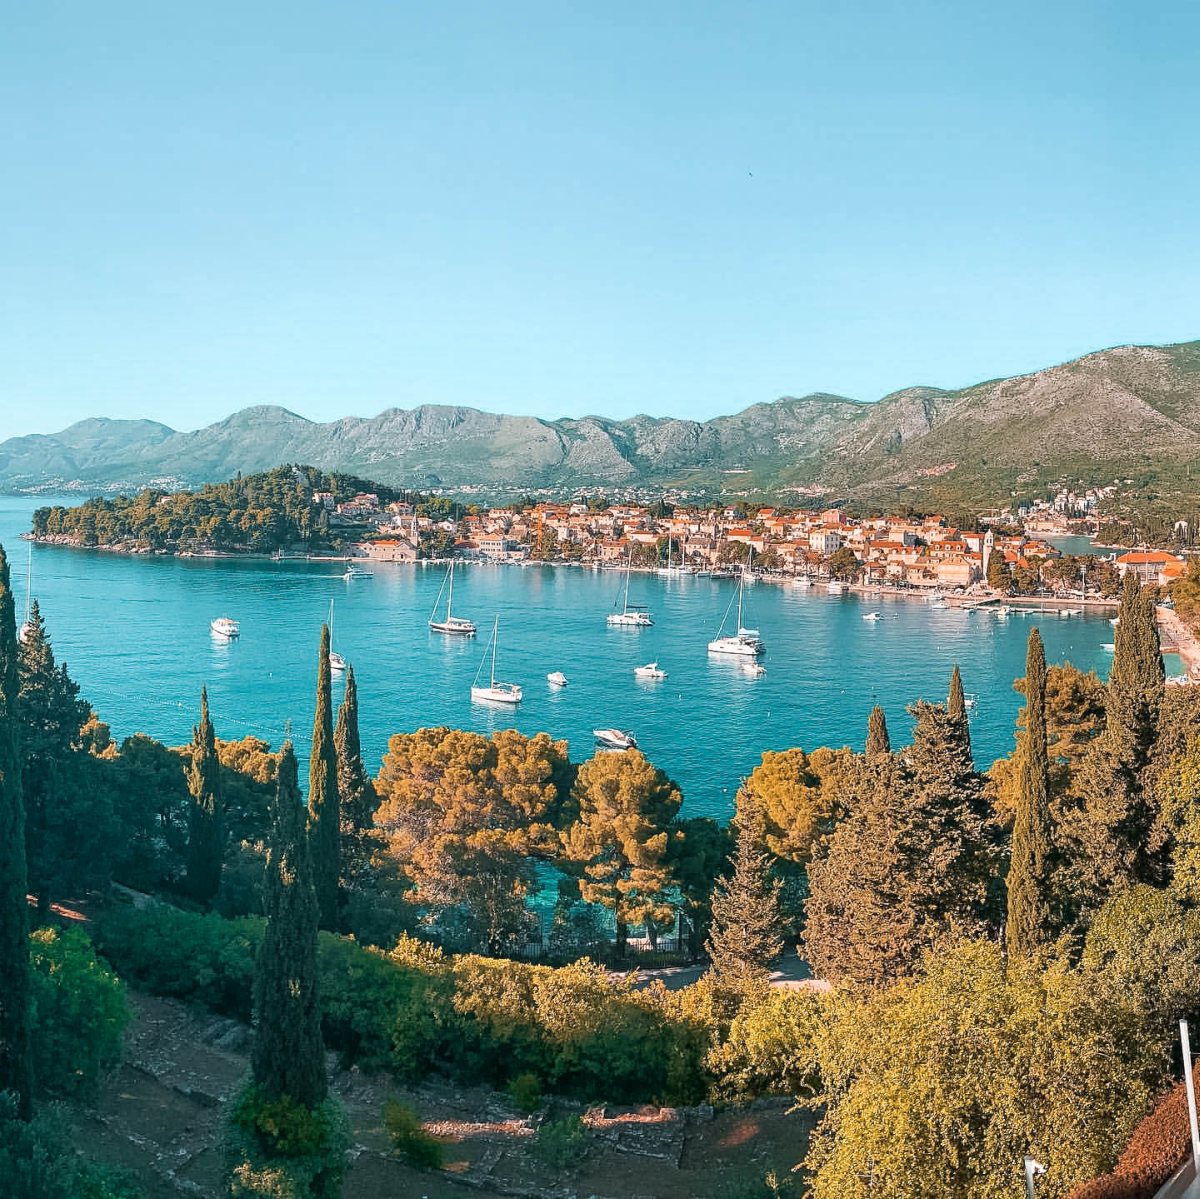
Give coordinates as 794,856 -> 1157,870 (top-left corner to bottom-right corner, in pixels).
429,561 -> 477,636
594,728 -> 637,751
546,671 -> 569,688
634,662 -> 667,680
210,617 -> 240,639
471,617 -> 522,705
607,549 -> 654,626
708,568 -> 765,658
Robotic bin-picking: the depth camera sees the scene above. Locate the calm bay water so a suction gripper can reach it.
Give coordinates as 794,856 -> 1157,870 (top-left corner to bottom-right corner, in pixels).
0,496 -> 1131,821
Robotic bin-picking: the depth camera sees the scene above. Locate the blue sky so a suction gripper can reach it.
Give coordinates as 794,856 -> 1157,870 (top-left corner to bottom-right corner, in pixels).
1,1 -> 1197,437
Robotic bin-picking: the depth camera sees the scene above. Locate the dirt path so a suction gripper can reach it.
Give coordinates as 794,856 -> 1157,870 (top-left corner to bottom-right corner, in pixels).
69,992 -> 809,1198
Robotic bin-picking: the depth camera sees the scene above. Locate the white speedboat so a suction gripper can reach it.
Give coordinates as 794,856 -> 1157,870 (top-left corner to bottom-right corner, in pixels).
594,728 -> 637,751
607,548 -> 654,627
471,617 -> 522,705
862,611 -> 882,621
634,662 -> 667,680
1102,642 -> 1116,652
210,617 -> 240,639
429,561 -> 477,636
743,662 -> 767,676
995,605 -> 1011,618
708,566 -> 765,657
930,599 -> 948,610
343,563 -> 373,579
1110,617 -> 1120,627
794,575 -> 812,589
964,694 -> 978,710
1059,607 -> 1082,617
826,579 -> 847,594
547,671 -> 569,688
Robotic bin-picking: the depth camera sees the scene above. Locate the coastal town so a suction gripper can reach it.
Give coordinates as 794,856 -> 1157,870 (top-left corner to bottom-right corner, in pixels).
340,486 -> 1187,592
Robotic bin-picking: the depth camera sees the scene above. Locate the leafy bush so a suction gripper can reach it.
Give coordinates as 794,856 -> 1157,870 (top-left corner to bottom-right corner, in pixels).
0,1094 -> 144,1199
96,905 -> 712,1106
381,1101 -> 443,1170
29,926 -> 130,1099
96,904 -> 260,1020
507,1072 -> 543,1113
227,1084 -> 349,1199
708,988 -> 824,1101
531,1115 -> 589,1171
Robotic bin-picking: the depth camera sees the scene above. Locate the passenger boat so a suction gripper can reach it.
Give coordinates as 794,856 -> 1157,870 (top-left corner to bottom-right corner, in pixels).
210,616 -> 240,639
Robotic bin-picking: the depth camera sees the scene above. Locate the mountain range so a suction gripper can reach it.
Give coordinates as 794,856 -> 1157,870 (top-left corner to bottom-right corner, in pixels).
2,340 -> 1198,503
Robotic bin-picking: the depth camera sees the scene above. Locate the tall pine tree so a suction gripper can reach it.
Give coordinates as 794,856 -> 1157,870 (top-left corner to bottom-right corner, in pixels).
0,546 -> 33,1118
948,664 -> 972,757
705,794 -> 783,992
252,741 -> 326,1108
865,705 -> 891,760
334,666 -> 376,892
1006,627 -> 1054,957
307,624 -> 340,930
185,686 -> 224,907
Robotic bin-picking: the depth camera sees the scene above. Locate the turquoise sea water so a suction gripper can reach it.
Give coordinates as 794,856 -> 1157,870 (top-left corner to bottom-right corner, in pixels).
0,496 -> 1129,822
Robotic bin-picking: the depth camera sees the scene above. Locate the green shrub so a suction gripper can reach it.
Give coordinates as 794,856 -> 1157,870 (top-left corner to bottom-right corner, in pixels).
507,1072 -> 543,1113
227,1084 -> 349,1199
531,1115 -> 589,1172
29,926 -> 131,1099
381,1100 -> 443,1170
0,1094 -> 144,1198
96,904 -> 260,1020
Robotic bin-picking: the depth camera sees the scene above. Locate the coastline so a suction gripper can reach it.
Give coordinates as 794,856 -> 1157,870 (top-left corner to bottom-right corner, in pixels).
1157,605 -> 1200,679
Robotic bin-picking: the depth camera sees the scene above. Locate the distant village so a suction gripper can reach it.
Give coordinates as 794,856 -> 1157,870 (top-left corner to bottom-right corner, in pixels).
318,481 -> 1187,592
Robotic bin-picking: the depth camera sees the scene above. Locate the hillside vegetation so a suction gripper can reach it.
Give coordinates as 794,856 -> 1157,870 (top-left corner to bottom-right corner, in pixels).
3,340 -> 1199,504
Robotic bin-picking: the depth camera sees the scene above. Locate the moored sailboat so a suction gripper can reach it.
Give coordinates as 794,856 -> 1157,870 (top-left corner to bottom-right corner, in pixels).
429,561 -> 477,635
607,548 -> 653,626
708,558 -> 765,658
471,617 -> 522,705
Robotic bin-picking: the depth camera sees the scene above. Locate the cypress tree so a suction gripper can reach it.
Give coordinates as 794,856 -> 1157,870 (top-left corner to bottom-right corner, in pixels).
185,686 -> 224,907
865,705 -> 891,761
252,741 -> 326,1108
334,666 -> 376,891
1006,627 -> 1054,957
308,624 -> 340,930
1073,571 -> 1167,898
706,794 -> 784,991
17,600 -> 94,922
0,545 -> 33,1118
948,664 -> 972,757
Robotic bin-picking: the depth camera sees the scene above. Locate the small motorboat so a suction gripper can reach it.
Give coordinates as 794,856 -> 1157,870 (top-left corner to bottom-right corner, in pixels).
964,694 -> 978,710
210,617 -> 240,639
634,662 -> 667,680
594,728 -> 637,751
343,563 -> 373,580
994,605 -> 1011,618
862,611 -> 882,621
743,662 -> 767,676
547,671 -> 569,688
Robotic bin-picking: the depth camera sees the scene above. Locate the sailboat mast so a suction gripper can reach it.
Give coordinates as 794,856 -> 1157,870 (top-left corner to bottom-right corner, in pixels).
623,549 -> 632,614
491,617 -> 499,685
447,561 -> 454,620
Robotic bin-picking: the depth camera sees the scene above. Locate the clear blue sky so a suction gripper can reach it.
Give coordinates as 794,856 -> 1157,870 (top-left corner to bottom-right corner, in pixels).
1,1 -> 1197,438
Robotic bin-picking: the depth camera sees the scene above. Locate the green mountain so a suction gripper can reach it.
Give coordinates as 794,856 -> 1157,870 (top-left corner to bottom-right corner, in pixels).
3,340 -> 1198,501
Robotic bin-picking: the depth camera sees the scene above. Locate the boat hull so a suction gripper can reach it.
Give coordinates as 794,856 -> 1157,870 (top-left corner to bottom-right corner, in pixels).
471,684 -> 522,705
429,620 -> 477,635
